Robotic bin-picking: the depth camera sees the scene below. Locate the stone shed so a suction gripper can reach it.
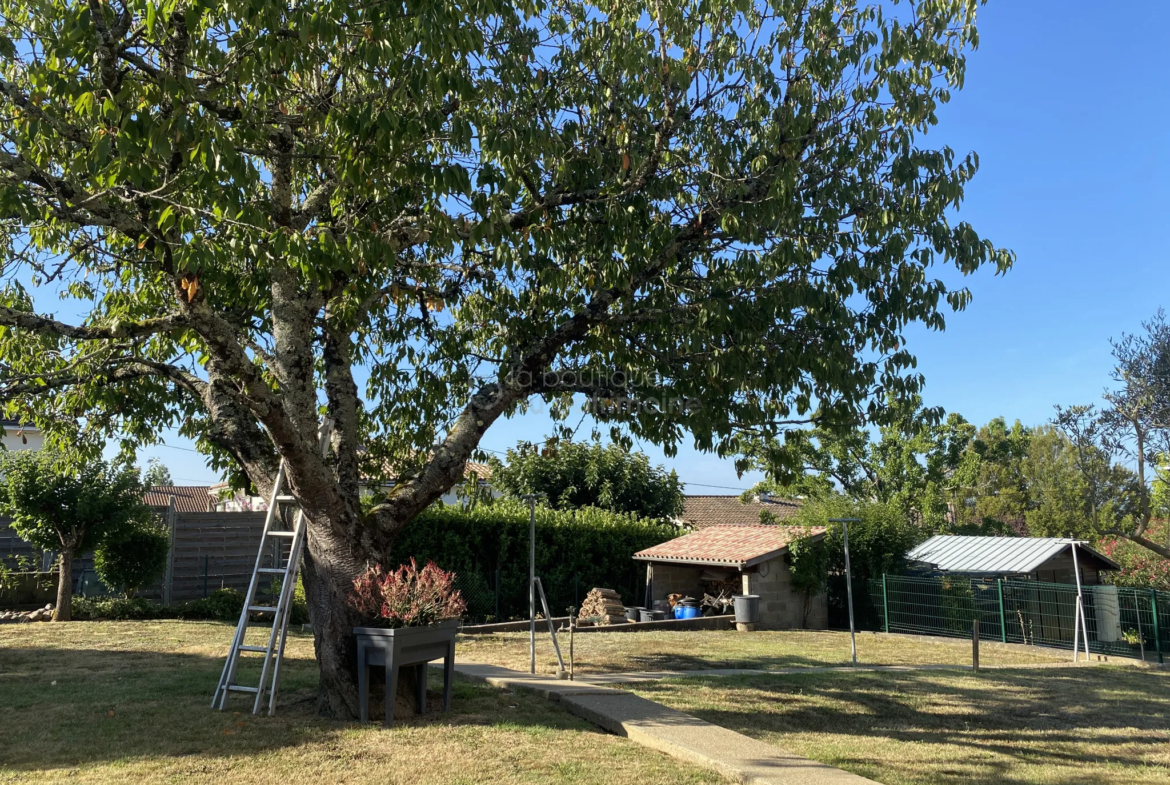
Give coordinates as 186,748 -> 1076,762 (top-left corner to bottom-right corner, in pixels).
633,525 -> 828,630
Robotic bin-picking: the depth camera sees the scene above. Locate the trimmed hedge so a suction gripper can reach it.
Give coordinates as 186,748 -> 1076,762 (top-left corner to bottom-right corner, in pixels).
390,499 -> 679,622
71,585 -> 309,624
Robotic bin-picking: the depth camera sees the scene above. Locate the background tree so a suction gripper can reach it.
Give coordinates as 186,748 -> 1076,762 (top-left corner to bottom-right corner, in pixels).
489,440 -> 684,520
141,458 -> 173,488
94,520 -> 170,598
744,397 -> 975,531
0,0 -> 1010,715
948,417 -> 1031,534
1055,312 -> 1170,558
0,451 -> 152,620
1021,425 -> 1091,538
786,496 -> 920,628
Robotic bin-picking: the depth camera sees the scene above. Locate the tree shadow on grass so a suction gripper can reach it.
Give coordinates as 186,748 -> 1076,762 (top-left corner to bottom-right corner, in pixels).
632,667 -> 1170,785
0,646 -> 601,775
621,651 -> 855,672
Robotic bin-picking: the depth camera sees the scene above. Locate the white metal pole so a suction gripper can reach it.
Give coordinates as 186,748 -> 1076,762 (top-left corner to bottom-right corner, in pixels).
1071,542 -> 1090,661
527,494 -> 536,675
832,518 -> 859,666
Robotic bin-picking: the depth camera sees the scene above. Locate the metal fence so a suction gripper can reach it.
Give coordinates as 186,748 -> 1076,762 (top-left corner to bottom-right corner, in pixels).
869,574 -> 1170,662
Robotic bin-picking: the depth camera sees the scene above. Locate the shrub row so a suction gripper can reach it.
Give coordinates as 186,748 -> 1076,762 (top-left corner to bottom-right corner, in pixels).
390,499 -> 680,622
71,584 -> 309,625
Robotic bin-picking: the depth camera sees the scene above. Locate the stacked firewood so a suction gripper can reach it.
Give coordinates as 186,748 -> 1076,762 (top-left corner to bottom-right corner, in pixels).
579,587 -> 627,624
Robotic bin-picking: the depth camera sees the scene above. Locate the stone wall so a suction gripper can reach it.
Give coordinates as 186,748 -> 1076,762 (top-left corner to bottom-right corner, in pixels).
740,555 -> 828,630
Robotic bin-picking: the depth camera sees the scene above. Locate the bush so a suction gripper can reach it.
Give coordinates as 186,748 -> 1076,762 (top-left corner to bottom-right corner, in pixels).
93,522 -> 170,598
350,559 -> 466,627
72,596 -> 160,620
175,588 -> 246,621
71,587 -> 246,622
389,498 -> 679,621
787,496 -> 924,629
256,577 -> 309,625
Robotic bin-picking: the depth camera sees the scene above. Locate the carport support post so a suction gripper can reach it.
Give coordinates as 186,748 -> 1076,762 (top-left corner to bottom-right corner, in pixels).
831,518 -> 860,666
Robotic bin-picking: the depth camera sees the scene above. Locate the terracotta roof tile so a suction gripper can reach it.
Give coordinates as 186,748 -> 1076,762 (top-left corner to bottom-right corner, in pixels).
144,485 -> 215,513
634,524 -> 825,568
680,495 -> 802,529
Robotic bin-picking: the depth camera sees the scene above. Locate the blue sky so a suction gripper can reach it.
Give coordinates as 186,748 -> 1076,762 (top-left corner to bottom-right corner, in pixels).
142,1 -> 1170,491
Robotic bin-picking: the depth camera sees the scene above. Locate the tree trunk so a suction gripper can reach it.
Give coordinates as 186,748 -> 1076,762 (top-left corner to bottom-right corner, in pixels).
300,524 -> 367,719
53,549 -> 72,622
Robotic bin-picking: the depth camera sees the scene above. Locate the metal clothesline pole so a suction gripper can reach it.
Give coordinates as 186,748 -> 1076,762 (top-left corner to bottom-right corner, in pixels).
1071,541 -> 1090,662
831,518 -> 861,666
524,494 -> 537,674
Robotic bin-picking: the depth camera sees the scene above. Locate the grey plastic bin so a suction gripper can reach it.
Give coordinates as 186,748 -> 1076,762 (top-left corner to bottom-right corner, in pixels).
733,594 -> 760,624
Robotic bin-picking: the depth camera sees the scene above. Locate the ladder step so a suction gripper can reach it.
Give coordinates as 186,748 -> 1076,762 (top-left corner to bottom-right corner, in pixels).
248,605 -> 279,613
266,530 -> 295,538
274,495 -> 297,503
257,567 -> 287,574
227,685 -> 259,693
239,645 -> 270,653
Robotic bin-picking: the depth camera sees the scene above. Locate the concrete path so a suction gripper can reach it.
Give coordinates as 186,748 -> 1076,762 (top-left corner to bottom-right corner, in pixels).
454,662 -> 878,785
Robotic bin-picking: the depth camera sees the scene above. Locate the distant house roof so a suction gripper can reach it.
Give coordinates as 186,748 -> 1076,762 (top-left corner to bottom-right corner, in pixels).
679,495 -> 802,529
634,524 -> 825,569
144,485 -> 215,513
908,535 -> 1120,575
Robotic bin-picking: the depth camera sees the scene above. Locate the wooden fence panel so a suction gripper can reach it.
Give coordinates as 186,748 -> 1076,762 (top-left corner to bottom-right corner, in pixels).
166,511 -> 270,603
0,511 -> 272,606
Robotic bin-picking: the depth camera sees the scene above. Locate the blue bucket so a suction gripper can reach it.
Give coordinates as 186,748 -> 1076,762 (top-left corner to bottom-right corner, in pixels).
674,604 -> 700,620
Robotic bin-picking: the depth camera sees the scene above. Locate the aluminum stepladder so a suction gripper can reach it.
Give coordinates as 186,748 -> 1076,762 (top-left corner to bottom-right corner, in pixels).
212,418 -> 332,715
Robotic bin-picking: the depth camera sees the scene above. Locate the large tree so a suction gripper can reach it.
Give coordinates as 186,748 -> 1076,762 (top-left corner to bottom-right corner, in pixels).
0,0 -> 1010,716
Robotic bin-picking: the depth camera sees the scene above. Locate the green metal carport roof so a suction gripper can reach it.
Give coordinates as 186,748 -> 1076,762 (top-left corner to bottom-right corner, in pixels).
907,535 -> 1120,575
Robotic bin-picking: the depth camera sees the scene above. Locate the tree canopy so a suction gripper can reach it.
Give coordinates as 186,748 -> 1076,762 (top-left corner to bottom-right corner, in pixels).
744,404 -> 1145,542
141,457 -> 173,487
489,440 -> 684,520
0,0 -> 1008,715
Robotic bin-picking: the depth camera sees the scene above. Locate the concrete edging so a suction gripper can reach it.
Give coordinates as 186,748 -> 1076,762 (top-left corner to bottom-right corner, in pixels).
454,661 -> 878,785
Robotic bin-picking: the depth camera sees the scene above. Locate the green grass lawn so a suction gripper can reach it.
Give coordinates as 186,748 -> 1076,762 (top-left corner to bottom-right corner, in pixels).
626,667 -> 1170,785
458,628 -> 1069,675
0,620 -> 726,785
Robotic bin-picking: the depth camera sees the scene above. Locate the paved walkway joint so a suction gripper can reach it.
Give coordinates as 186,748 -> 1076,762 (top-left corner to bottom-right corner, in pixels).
454,661 -> 878,785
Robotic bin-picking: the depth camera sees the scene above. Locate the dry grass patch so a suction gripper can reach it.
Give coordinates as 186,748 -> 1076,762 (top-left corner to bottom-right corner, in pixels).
458,629 -> 1068,676
626,666 -> 1170,785
0,620 -> 726,785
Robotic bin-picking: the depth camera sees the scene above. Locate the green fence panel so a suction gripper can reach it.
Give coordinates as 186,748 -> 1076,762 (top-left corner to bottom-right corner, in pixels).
871,574 -> 1170,662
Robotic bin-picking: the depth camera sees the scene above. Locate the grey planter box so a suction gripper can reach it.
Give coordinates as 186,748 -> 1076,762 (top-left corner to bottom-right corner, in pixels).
355,618 -> 458,725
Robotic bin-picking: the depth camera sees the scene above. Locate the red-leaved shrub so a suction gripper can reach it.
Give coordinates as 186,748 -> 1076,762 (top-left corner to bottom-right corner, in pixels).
349,559 -> 467,628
